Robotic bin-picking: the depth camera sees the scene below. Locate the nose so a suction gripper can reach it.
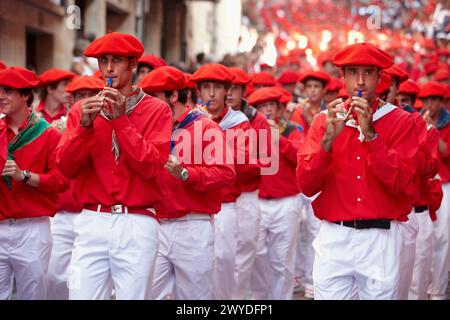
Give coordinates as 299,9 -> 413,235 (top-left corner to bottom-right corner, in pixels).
357,72 -> 365,86
209,86 -> 215,97
106,60 -> 114,73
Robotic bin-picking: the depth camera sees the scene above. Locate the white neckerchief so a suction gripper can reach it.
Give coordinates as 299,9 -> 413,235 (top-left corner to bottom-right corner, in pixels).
219,108 -> 249,131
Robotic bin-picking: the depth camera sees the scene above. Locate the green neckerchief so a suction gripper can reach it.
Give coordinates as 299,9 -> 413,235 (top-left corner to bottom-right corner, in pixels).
3,112 -> 50,189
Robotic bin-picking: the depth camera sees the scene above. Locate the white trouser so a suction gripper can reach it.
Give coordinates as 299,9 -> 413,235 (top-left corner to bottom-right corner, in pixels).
68,209 -> 159,300
397,211 -> 419,299
0,217 -> 52,300
232,191 -> 261,300
431,182 -> 450,299
313,220 -> 403,300
213,202 -> 238,300
151,215 -> 214,300
295,193 -> 320,292
47,211 -> 78,300
409,210 -> 434,299
250,195 -> 301,300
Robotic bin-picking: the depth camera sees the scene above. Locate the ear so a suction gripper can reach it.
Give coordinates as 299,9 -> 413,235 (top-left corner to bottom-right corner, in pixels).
129,57 -> 138,70
170,90 -> 179,105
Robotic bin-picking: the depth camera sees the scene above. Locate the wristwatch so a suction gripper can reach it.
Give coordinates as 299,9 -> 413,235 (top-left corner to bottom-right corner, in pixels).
22,170 -> 31,184
180,168 -> 189,182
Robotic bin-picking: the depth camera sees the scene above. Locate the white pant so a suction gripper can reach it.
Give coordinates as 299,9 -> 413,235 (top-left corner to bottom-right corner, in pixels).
151,216 -> 214,300
431,182 -> 450,299
47,211 -> 78,300
397,211 -> 418,299
409,210 -> 434,299
295,193 -> 320,292
232,191 -> 260,300
0,217 -> 52,300
250,195 -> 301,300
313,221 -> 403,300
68,209 -> 159,300
213,202 -> 238,300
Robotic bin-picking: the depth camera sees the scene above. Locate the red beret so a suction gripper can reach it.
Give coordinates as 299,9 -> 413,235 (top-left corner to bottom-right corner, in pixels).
94,70 -> 102,79
318,51 -> 334,66
252,71 -> 276,86
277,71 -> 299,85
229,68 -> 251,85
84,32 -> 144,59
376,72 -> 392,95
273,86 -> 293,104
260,63 -> 271,69
191,64 -> 235,84
424,61 -> 439,75
299,71 -> 330,85
438,49 -> 449,57
333,42 -> 393,69
0,60 -> 6,71
65,75 -> 104,93
0,67 -> 40,89
247,87 -> 282,106
138,54 -> 167,69
276,56 -> 288,67
337,88 -> 349,99
326,77 -> 344,92
184,73 -> 196,90
139,66 -> 185,92
418,81 -> 447,98
384,65 -> 408,83
434,69 -> 450,82
421,38 -> 436,50
397,80 -> 420,96
39,68 -> 76,86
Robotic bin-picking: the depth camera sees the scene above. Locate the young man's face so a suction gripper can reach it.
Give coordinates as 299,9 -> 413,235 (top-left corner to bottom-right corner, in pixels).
98,55 -> 137,89
282,83 -> 297,94
395,93 -> 415,107
226,85 -> 244,110
324,90 -> 339,103
421,96 -> 443,118
0,86 -> 29,116
73,89 -> 99,103
136,64 -> 153,84
198,81 -> 228,114
257,100 -> 278,120
342,65 -> 380,102
304,79 -> 326,103
48,79 -> 72,104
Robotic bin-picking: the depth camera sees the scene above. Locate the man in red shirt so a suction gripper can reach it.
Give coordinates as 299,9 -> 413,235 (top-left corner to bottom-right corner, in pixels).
297,42 -> 420,299
226,67 -> 273,299
192,64 -> 254,300
247,87 -> 303,300
37,68 -> 76,123
418,81 -> 450,300
47,75 -> 105,300
139,66 -> 235,299
56,32 -> 172,300
0,66 -> 69,299
135,54 -> 167,84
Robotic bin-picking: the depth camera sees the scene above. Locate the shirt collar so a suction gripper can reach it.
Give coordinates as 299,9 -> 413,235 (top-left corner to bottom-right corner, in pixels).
174,106 -> 191,127
212,106 -> 229,124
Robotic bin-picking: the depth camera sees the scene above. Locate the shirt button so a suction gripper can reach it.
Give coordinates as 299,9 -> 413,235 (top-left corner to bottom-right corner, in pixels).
357,198 -> 361,202
357,176 -> 361,180
356,156 -> 361,160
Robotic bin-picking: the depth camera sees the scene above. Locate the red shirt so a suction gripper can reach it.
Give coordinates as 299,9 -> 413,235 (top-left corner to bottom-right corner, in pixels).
239,110 -> 273,192
0,122 -> 6,171
297,105 -> 420,222
155,109 -> 236,219
259,122 -> 303,199
59,181 -> 82,213
36,101 -> 67,123
436,119 -> 450,183
213,107 -> 256,203
56,93 -> 172,214
0,114 -> 69,220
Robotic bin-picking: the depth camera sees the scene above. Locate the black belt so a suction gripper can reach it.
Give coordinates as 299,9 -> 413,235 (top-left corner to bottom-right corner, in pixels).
414,205 -> 429,213
333,219 -> 391,230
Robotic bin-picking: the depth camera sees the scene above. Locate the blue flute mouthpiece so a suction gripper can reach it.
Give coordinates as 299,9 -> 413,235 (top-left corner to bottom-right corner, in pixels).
107,77 -> 113,87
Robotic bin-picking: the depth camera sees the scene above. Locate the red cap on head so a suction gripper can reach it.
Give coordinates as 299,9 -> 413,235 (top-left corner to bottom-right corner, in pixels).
299,71 -> 331,86
277,71 -> 299,85
376,72 -> 392,95
333,42 -> 393,69
65,75 -> 104,93
397,80 -> 420,96
252,71 -> 276,86
384,65 -> 408,84
424,61 -> 439,75
418,81 -> 447,98
326,77 -> 344,92
247,87 -> 282,106
39,68 -> 76,86
138,54 -> 167,69
229,67 -> 251,86
184,73 -> 196,90
434,69 -> 450,82
84,32 -> 144,59
0,67 -> 40,89
191,64 -> 235,84
273,86 -> 293,104
139,66 -> 186,92
337,88 -> 349,100
0,60 -> 6,71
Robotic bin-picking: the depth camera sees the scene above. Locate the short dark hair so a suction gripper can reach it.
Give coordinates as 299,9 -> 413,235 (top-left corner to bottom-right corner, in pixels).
18,88 -> 34,107
137,63 -> 154,74
196,80 -> 231,91
304,77 -> 327,88
164,88 -> 188,104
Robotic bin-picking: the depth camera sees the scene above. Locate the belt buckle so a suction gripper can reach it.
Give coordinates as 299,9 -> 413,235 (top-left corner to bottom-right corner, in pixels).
9,218 -> 18,225
111,205 -> 124,214
354,220 -> 359,229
